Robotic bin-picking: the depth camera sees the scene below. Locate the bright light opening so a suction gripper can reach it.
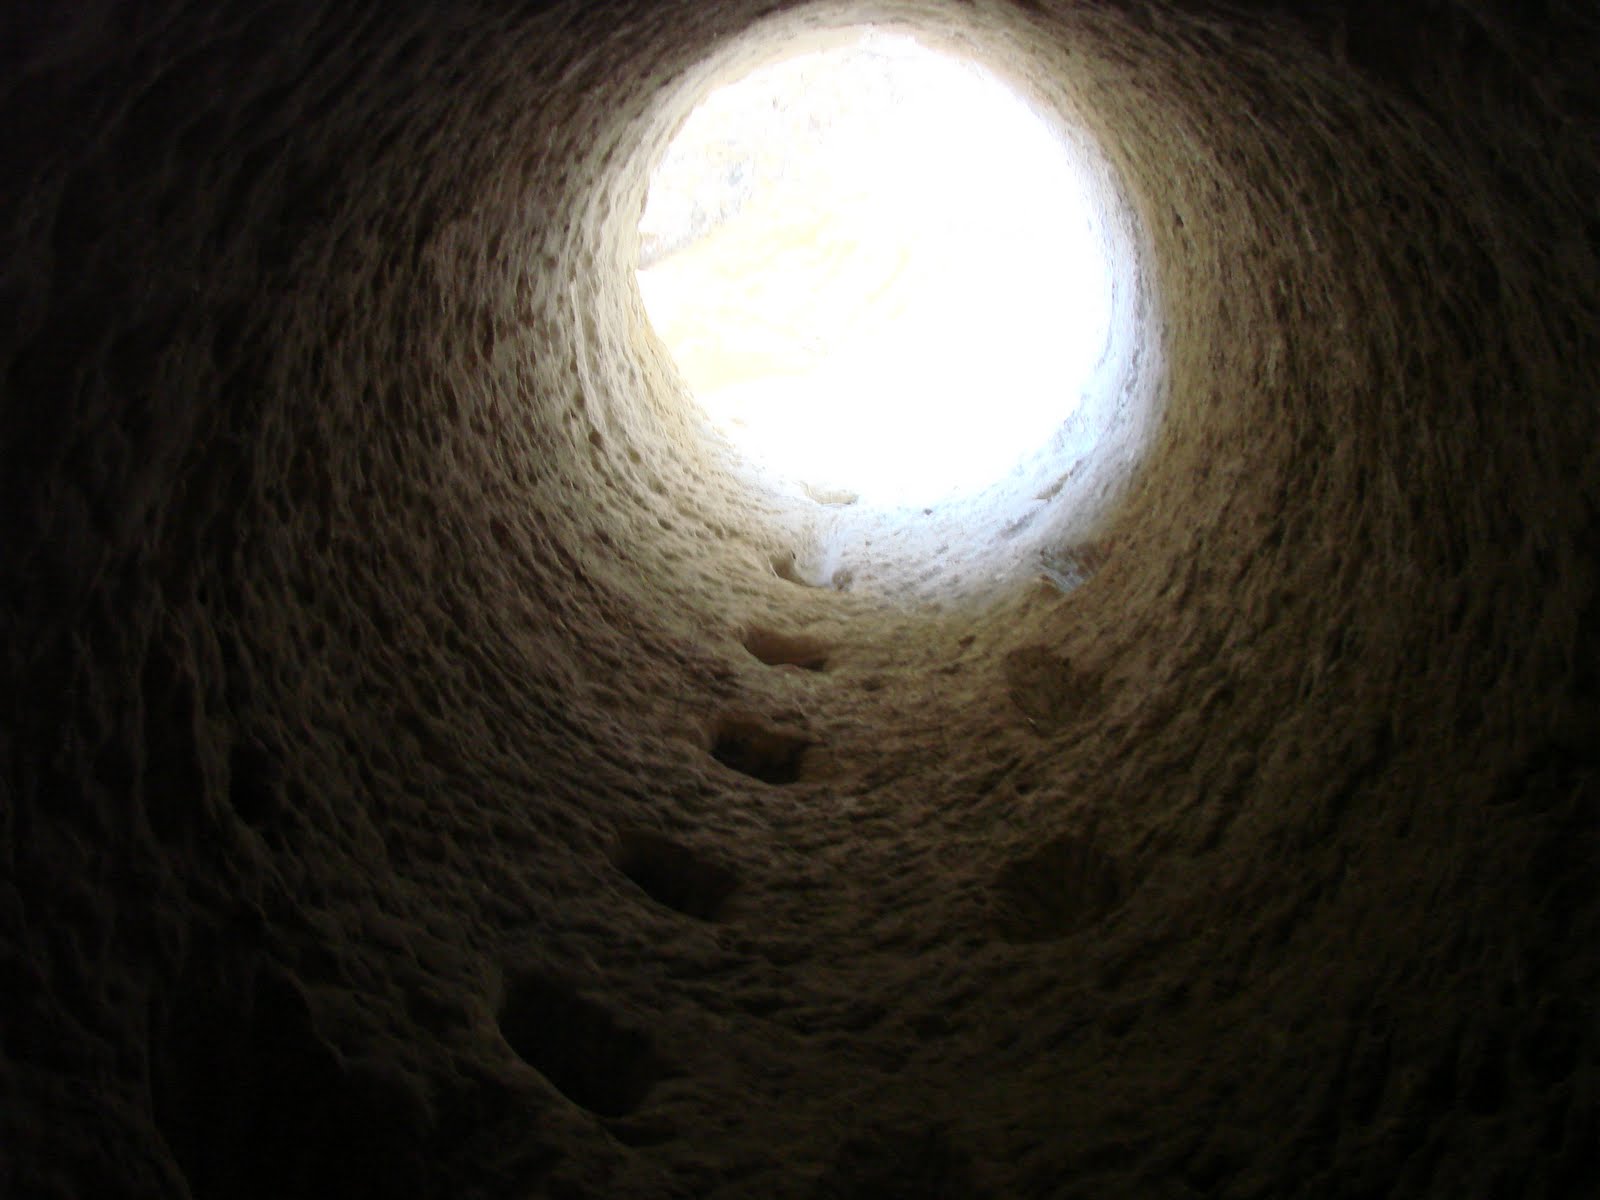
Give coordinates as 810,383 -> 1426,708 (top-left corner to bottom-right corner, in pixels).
638,31 -> 1113,508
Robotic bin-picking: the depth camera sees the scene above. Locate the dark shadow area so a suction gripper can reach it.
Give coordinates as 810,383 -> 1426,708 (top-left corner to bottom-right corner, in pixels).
499,969 -> 667,1118
611,828 -> 741,919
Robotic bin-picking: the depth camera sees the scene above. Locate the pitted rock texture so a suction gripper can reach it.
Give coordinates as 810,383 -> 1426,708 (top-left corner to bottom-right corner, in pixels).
2,2 -> 1597,1198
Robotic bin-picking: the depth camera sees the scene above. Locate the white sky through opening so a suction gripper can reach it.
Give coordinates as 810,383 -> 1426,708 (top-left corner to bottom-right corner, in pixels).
638,31 -> 1112,507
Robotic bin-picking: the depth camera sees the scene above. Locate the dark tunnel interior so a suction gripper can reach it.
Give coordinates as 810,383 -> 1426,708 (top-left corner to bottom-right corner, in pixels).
2,1 -> 1598,1197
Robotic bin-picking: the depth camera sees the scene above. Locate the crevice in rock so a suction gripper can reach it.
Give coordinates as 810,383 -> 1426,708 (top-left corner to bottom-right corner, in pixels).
710,715 -> 812,784
611,828 -> 741,920
742,627 -> 831,670
991,832 -> 1127,944
498,969 -> 666,1118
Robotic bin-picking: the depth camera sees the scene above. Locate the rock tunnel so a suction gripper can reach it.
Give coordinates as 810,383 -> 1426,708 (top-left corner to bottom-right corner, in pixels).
2,1 -> 1597,1196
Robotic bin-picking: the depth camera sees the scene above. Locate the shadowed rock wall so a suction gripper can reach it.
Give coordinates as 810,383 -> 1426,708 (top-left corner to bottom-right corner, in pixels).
2,1 -> 1596,1197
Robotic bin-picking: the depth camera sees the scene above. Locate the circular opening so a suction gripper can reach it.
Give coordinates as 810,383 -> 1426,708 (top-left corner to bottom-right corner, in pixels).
623,21 -> 1160,603
638,30 -> 1115,509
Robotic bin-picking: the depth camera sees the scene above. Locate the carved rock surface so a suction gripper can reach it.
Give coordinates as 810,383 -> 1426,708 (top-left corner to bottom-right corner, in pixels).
1,2 -> 1596,1198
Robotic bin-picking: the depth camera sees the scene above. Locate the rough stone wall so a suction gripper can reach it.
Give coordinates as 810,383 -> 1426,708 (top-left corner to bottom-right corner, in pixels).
2,1 -> 1596,1198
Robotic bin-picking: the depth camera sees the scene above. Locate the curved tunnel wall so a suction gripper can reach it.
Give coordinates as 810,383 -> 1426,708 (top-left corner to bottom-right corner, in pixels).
2,2 -> 1597,1197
